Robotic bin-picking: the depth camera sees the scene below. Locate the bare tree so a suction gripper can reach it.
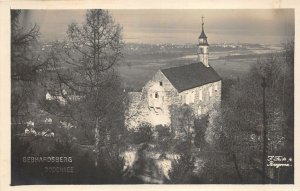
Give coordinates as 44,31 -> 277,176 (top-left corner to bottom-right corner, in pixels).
44,10 -> 125,166
11,10 -> 38,119
11,10 -> 54,185
11,10 -> 51,124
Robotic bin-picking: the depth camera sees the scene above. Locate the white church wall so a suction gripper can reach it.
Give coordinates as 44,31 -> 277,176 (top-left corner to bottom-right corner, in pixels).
178,80 -> 221,117
125,70 -> 178,129
125,69 -> 222,129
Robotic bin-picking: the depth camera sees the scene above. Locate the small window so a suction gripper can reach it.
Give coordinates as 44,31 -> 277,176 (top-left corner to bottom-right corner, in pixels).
180,95 -> 184,104
199,89 -> 203,101
160,81 -> 163,86
155,92 -> 159,98
185,93 -> 189,104
191,91 -> 195,103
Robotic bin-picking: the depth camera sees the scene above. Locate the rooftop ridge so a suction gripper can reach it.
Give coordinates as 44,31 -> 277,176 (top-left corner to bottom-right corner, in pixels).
161,62 -> 201,71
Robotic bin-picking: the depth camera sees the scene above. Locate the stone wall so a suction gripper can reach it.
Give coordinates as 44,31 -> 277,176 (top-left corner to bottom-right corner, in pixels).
125,70 -> 179,129
125,69 -> 222,129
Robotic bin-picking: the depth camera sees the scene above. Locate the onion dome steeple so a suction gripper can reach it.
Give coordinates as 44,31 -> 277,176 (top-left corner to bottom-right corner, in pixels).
198,16 -> 208,46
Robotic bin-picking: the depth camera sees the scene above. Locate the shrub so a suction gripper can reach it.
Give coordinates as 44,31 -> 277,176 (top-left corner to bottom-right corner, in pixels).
173,140 -> 191,154
133,123 -> 153,144
168,153 -> 195,183
156,125 -> 172,139
155,125 -> 173,151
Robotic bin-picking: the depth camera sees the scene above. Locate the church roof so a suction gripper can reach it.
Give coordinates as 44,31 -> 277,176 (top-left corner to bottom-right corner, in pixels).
199,30 -> 207,39
161,63 -> 221,92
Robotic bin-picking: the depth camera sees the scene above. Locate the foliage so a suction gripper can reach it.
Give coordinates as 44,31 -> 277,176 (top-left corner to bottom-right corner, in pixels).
173,140 -> 191,154
199,153 -> 241,184
92,146 -> 127,183
212,41 -> 294,183
11,10 -> 53,184
123,144 -> 163,183
11,10 -> 50,121
168,153 -> 196,183
51,140 -> 74,156
193,116 -> 208,149
169,104 -> 195,151
155,125 -> 173,151
132,123 -> 153,144
156,125 -> 172,139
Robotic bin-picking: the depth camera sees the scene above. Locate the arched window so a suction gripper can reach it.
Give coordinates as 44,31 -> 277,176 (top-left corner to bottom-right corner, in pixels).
209,87 -> 213,97
155,92 -> 159,98
199,89 -> 203,101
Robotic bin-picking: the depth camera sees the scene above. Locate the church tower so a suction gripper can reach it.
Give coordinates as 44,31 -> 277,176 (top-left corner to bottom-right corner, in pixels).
197,16 -> 209,67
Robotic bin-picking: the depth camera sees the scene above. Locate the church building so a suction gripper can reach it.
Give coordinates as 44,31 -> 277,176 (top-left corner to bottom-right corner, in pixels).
125,18 -> 222,129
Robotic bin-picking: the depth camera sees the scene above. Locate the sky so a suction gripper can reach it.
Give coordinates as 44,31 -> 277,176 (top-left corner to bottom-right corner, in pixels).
19,9 -> 294,45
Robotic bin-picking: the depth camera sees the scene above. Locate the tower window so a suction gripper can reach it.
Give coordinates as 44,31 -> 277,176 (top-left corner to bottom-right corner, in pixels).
155,92 -> 159,98
160,81 -> 163,86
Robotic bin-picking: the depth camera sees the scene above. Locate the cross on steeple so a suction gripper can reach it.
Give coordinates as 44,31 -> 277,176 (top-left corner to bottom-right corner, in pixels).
199,15 -> 207,40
